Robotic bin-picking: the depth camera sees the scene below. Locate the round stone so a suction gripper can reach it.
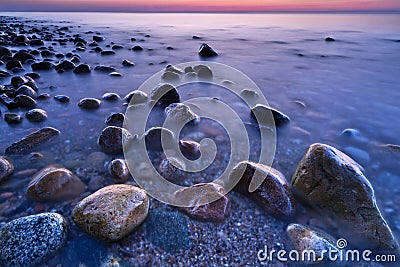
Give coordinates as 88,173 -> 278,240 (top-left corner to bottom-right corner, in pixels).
25,109 -> 48,122
78,98 -> 101,109
98,126 -> 132,154
0,157 -> 14,183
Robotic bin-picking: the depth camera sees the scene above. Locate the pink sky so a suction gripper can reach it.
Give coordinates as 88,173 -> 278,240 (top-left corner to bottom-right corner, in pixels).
1,0 -> 400,12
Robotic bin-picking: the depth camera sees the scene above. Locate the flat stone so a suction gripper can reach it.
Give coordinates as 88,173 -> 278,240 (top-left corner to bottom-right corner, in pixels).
229,161 -> 296,217
94,65 -> 116,73
54,95 -> 70,103
72,184 -> 149,241
172,183 -> 229,222
292,143 -> 400,253
26,166 -> 85,202
5,127 -> 60,154
0,213 -> 68,267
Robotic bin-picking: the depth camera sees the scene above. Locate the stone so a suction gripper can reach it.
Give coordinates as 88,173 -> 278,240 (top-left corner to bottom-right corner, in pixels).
132,45 -> 143,51
15,85 -> 37,98
37,93 -> 50,100
93,35 -> 105,42
6,59 -> 23,70
25,72 -> 40,79
196,65 -> 213,79
108,159 -> 130,183
112,45 -> 123,50
26,166 -> 85,202
54,95 -> 70,103
179,139 -> 201,160
343,146 -> 371,163
198,43 -> 218,57
109,72 -> 122,77
124,90 -> 148,104
251,104 -> 290,126
192,35 -> 201,39
165,103 -> 199,125
94,65 -> 116,73
151,83 -> 180,106
40,50 -> 54,57
102,92 -> 120,101
325,37 -> 335,42
286,223 -> 339,264
72,184 -> 149,241
29,39 -> 44,46
162,71 -> 180,81
4,113 -> 23,124
15,94 -> 37,108
105,112 -> 125,127
5,127 -> 60,154
31,61 -> 54,71
25,108 -> 48,122
122,59 -> 135,67
0,157 -> 14,183
229,161 -> 296,217
0,94 -> 18,109
14,51 -> 35,62
78,98 -> 101,109
158,157 -> 186,183
55,60 -> 75,71
145,127 -> 175,151
0,47 -> 12,57
292,143 -> 400,253
73,64 -> 91,74
0,213 -> 68,267
11,75 -> 38,90
145,210 -> 191,253
98,126 -> 132,154
172,183 -> 229,222
100,50 -> 115,56
13,35 -> 30,44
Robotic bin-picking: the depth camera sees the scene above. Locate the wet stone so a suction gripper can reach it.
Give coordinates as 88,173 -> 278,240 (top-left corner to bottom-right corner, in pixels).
179,139 -> 201,160
108,159 -> 130,183
122,59 -> 135,67
55,60 -> 75,71
5,59 -> 23,70
0,157 -> 14,183
26,166 -> 85,202
31,61 -> 54,71
124,90 -> 148,104
198,43 -> 218,57
98,126 -> 132,154
15,85 -> 37,98
158,157 -> 186,183
105,112 -> 125,127
151,83 -> 180,106
25,108 -> 48,122
165,103 -> 200,125
229,161 -> 296,217
14,51 -> 35,62
72,184 -> 149,241
5,127 -> 60,154
4,113 -> 23,124
102,92 -> 120,101
54,95 -> 70,103
251,104 -> 290,126
78,98 -> 101,109
0,213 -> 68,267
73,63 -> 91,74
145,127 -> 175,151
132,45 -> 143,51
172,183 -> 230,222
94,65 -> 116,73
15,94 -> 37,108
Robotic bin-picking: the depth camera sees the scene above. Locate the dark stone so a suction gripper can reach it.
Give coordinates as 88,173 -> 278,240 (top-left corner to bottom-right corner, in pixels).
25,108 -> 47,122
15,94 -> 37,108
29,39 -> 44,46
105,112 -> 125,127
109,72 -> 121,77
4,113 -> 22,124
40,50 -> 54,57
0,70 -> 11,78
108,159 -> 130,183
325,37 -> 335,42
102,92 -> 120,101
179,139 -> 201,160
0,156 -> 14,183
150,83 -> 180,106
6,60 -> 23,70
5,127 -> 61,154
132,45 -> 143,51
145,127 -> 175,151
0,94 -> 18,109
192,35 -> 201,39
54,95 -> 70,103
94,65 -> 116,73
98,126 -> 132,154
73,64 -> 91,74
251,104 -> 290,126
13,51 -> 35,62
55,60 -> 75,71
124,90 -> 148,103
11,75 -> 38,90
198,43 -> 218,57
25,72 -> 40,79
122,59 -> 135,67
31,61 -> 54,71
13,35 -> 30,44
15,85 -> 37,98
100,50 -> 115,56
112,45 -> 123,50
37,93 -> 51,100
0,47 -> 12,57
93,35 -> 105,42
78,98 -> 101,109
145,210 -> 191,253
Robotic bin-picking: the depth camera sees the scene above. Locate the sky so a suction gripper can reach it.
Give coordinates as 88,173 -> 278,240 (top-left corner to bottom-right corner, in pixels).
1,0 -> 400,12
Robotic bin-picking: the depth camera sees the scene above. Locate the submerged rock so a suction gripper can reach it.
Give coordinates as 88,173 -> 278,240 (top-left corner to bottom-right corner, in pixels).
72,184 -> 149,241
0,157 -> 14,183
26,166 -> 85,202
0,213 -> 68,267
198,43 -> 218,57
98,126 -> 132,154
251,104 -> 290,126
172,183 -> 229,222
54,95 -> 70,103
78,98 -> 101,109
5,127 -> 60,154
151,83 -> 180,106
343,146 -> 371,163
229,161 -> 295,217
292,143 -> 399,253
25,108 -> 47,122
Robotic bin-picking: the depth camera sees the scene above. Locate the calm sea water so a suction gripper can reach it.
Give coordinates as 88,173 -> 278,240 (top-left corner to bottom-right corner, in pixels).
0,12 -> 399,239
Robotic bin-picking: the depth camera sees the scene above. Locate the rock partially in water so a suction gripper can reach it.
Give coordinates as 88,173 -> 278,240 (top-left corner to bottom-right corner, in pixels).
15,85 -> 37,98
165,103 -> 200,125
124,90 -> 148,104
72,184 -> 149,241
0,157 -> 14,183
172,183 -> 229,222
0,47 -> 12,57
78,98 -> 101,110
100,50 -> 115,56
73,64 -> 91,74
11,75 -> 38,90
26,166 -> 85,202
132,45 -> 143,51
15,94 -> 37,108
102,92 -> 120,101
5,127 -> 60,154
292,143 -> 400,253
54,95 -> 70,103
109,71 -> 122,77
108,159 -> 130,183
179,139 -> 201,160
93,35 -> 105,42
98,126 -> 132,154
0,94 -> 18,109
229,161 -> 296,217
4,113 -> 23,124
343,146 -> 371,163
31,61 -> 54,71
122,59 -> 135,67
14,51 -> 35,62
145,209 -> 191,253
0,213 -> 68,267
5,59 -> 23,70
94,65 -> 116,73
151,83 -> 180,106
158,157 -> 186,183
251,104 -> 290,126
162,71 -> 180,81
145,127 -> 175,151
25,108 -> 47,122
13,34 -> 30,44
55,60 -> 75,71
286,223 -> 339,264
198,43 -> 218,57
325,37 -> 335,42
105,112 -> 125,127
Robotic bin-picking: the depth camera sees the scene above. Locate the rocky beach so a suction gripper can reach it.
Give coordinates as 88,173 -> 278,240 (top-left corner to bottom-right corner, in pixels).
0,13 -> 399,266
